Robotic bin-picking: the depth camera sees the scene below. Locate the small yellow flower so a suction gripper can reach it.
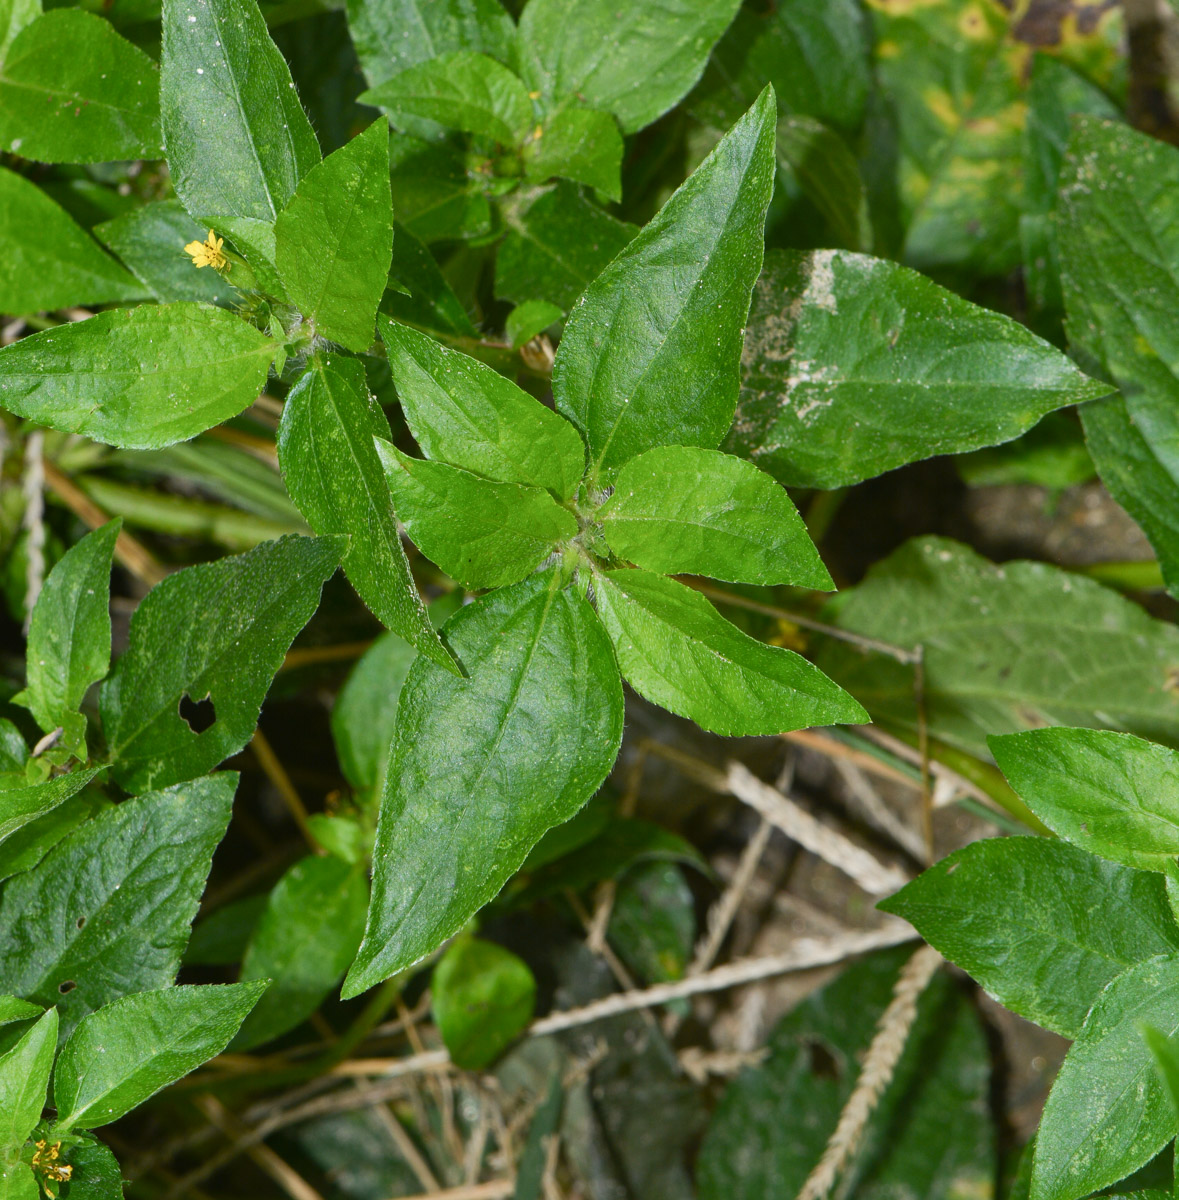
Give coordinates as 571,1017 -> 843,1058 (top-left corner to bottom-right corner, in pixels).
31,1141 -> 72,1198
184,229 -> 229,272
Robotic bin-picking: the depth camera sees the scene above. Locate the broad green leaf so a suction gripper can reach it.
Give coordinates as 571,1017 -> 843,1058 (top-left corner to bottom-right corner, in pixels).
1032,954 -> 1179,1200
274,121 -> 391,352
100,535 -> 341,792
331,632 -> 416,792
16,521 -> 118,746
0,775 -> 234,1036
160,0 -> 320,222
389,131 -> 493,243
989,728 -> 1179,873
276,358 -> 450,671
727,249 -> 1112,489
0,1165 -> 35,1200
691,0 -> 869,133
518,0 -> 741,135
343,572 -> 623,994
183,894 -> 266,967
0,0 -> 37,58
233,856 -> 367,1049
593,568 -> 866,736
0,770 -> 99,849
1144,1025 -> 1179,1125
0,1008 -> 55,1154
1059,118 -> 1179,597
0,168 -> 143,314
53,983 -> 265,1130
495,182 -> 636,311
553,89 -> 776,478
598,445 -> 831,588
377,441 -> 577,590
1021,55 -> 1120,325
608,860 -> 695,984
385,221 -> 477,338
431,937 -> 535,1070
698,948 -> 994,1200
523,107 -> 623,201
361,51 -> 531,145
95,201 -> 233,306
0,303 -> 275,451
344,0 -> 513,92
0,790 -> 105,886
506,300 -> 562,349
879,837 -> 1179,1038
773,116 -> 871,253
819,537 -> 1179,759
0,10 -> 161,164
379,317 -> 585,498
0,998 -> 39,1027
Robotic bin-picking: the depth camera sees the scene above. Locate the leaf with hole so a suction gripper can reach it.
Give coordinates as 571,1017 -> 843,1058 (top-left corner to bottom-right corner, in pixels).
99,535 -> 341,792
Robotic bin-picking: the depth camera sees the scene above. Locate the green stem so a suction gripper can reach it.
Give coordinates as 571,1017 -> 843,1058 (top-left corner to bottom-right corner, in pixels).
1072,559 -> 1165,592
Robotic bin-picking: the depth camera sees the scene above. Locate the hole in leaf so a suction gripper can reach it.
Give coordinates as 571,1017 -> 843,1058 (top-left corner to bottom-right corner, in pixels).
179,693 -> 216,734
75,916 -> 86,929
804,1038 -> 841,1081
58,980 -> 76,994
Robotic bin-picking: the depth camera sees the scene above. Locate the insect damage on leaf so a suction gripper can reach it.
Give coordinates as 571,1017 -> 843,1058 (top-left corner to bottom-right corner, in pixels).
184,229 -> 229,272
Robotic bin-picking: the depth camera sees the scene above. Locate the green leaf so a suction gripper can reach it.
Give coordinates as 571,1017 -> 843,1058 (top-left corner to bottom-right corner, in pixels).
698,947 -> 995,1200
773,115 -> 871,253
879,837 -> 1179,1038
0,168 -> 144,314
0,0 -> 37,59
343,572 -> 623,994
598,445 -> 831,588
553,89 -> 776,478
1059,117 -> 1179,597
331,632 -> 416,792
361,51 -> 532,145
0,998 -> 40,1027
160,0 -> 320,222
518,0 -> 740,135
988,728 -> 1179,873
17,520 -> 118,745
215,216 -> 285,298
53,983 -> 265,1130
1032,953 -> 1179,1200
0,1008 -> 55,1154
0,790 -> 105,886
495,182 -> 637,312
377,441 -> 577,590
46,1135 -> 123,1200
389,131 -> 493,243
431,937 -> 535,1070
274,121 -> 391,352
233,856 -> 367,1049
819,537 -> 1179,759
183,894 -> 266,967
0,303 -> 276,451
277,358 -> 451,671
505,300 -> 561,349
608,860 -> 695,984
0,10 -> 161,164
95,201 -> 234,306
727,248 -> 1112,489
691,0 -> 870,133
593,568 -> 866,736
99,535 -> 341,792
379,317 -> 585,498
523,107 -> 623,201
1144,1025 -> 1179,1126
0,770 -> 100,849
344,0 -> 513,93
0,1165 -> 35,1200
0,775 -> 234,1036
386,221 -> 477,338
